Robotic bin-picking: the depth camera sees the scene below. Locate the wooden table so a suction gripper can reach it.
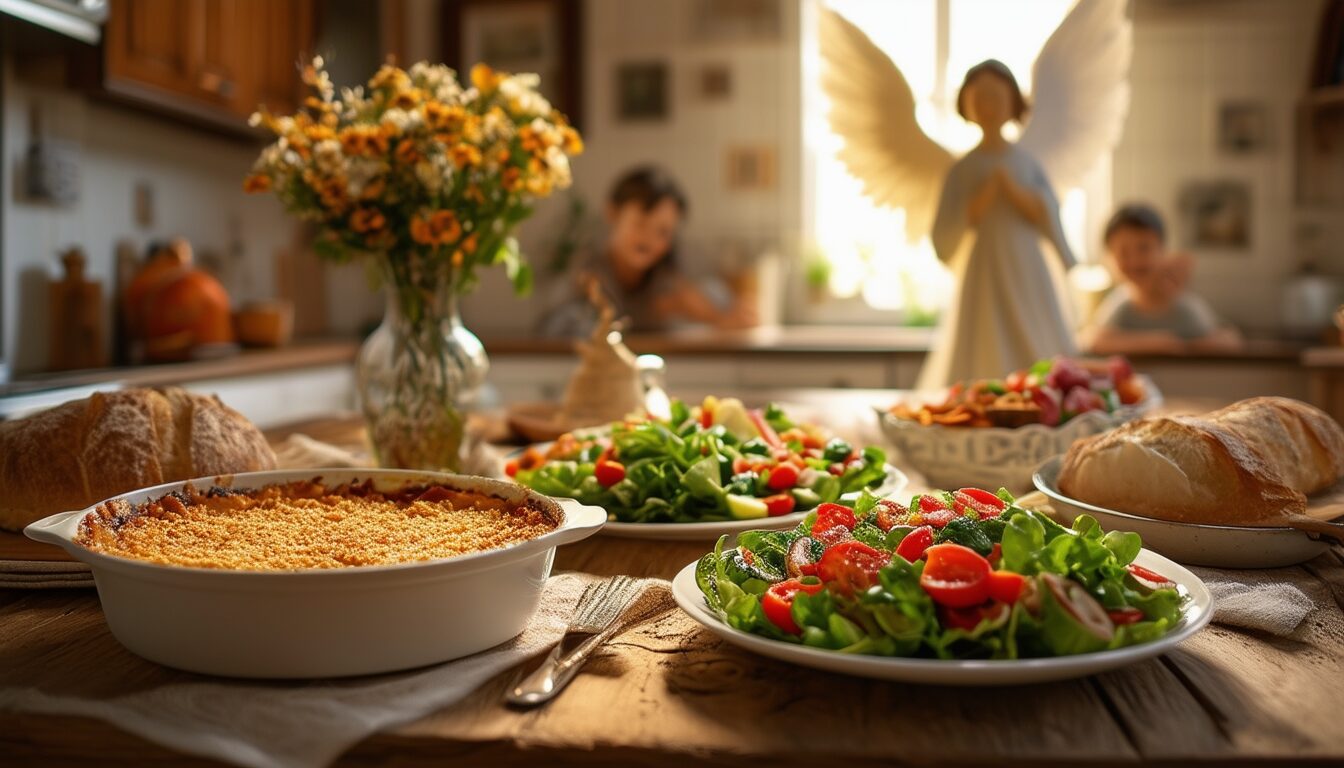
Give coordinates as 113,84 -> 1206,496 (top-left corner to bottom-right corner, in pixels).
4,395 -> 1343,767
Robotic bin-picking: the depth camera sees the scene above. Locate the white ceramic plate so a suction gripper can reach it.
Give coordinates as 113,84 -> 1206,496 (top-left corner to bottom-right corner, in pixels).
1034,456 -> 1333,568
672,548 -> 1212,686
597,465 -> 908,540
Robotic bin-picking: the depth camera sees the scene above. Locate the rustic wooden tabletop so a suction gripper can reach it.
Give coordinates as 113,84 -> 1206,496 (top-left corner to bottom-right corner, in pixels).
3,393 -> 1342,767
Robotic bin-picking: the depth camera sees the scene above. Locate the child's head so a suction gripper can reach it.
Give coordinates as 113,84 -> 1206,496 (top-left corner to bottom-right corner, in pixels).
1104,204 -> 1168,288
606,166 -> 687,276
957,60 -> 1027,130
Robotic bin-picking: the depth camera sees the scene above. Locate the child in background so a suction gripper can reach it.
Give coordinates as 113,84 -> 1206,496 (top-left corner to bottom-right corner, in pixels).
1081,204 -> 1243,355
538,167 -> 757,337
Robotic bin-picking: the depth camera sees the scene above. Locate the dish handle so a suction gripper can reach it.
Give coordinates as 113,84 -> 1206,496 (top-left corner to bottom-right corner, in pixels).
550,501 -> 608,547
23,509 -> 84,547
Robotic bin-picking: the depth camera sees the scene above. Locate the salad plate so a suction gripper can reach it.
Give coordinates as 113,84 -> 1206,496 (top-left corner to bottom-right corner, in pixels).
509,397 -> 904,540
1034,456 -> 1332,568
672,547 -> 1211,685
675,487 -> 1212,686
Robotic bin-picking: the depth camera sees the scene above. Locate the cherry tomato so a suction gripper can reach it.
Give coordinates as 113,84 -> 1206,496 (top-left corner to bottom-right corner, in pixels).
953,488 -> 1006,519
761,578 -> 824,635
763,493 -> 796,517
1005,370 -> 1027,393
919,543 -> 992,608
814,525 -> 853,546
986,570 -> 1026,604
894,525 -> 935,562
594,459 -> 626,487
699,408 -> 713,428
503,459 -> 520,477
1127,564 -> 1175,590
828,463 -> 846,476
732,457 -> 751,475
767,464 -> 800,491
810,503 -> 857,539
1108,607 -> 1145,625
874,499 -> 910,532
913,495 -> 956,528
816,540 -> 889,595
987,542 -> 1002,568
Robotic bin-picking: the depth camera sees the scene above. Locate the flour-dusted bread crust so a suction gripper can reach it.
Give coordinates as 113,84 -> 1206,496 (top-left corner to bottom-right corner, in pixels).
1058,397 -> 1344,526
0,388 -> 276,531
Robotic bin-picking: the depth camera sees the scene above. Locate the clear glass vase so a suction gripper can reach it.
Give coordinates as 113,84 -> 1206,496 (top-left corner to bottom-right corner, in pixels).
355,261 -> 488,472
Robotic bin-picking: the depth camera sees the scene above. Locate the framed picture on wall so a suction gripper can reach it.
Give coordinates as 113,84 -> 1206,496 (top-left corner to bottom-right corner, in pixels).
615,62 -> 668,121
1218,102 -> 1268,154
442,0 -> 584,129
1178,180 -> 1251,251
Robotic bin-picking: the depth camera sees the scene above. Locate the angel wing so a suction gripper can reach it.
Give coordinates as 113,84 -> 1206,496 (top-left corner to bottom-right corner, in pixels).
1019,0 -> 1133,190
818,8 -> 953,243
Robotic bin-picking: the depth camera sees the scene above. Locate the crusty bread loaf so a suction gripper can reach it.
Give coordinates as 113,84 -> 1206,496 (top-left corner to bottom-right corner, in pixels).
1058,397 -> 1344,526
0,387 -> 276,531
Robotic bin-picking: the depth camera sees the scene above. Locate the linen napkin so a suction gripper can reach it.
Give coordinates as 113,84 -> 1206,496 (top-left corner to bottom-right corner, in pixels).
0,573 -> 674,768
0,556 -> 94,589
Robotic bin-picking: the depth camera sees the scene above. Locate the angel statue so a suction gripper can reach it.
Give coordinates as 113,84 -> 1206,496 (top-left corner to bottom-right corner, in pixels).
819,1 -> 1132,388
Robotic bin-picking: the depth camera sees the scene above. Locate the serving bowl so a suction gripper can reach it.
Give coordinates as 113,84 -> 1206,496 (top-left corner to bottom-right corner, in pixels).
25,468 -> 606,678
878,378 -> 1161,492
1033,456 -> 1332,568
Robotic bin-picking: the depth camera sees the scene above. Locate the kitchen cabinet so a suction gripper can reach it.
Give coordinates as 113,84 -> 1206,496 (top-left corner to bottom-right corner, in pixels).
102,0 -> 314,130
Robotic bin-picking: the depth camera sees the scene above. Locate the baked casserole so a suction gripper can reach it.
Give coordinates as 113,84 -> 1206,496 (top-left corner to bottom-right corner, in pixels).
76,478 -> 560,570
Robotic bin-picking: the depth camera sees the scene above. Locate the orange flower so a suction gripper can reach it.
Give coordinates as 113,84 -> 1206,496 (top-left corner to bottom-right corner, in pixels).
410,210 -> 462,246
243,173 -> 271,193
305,124 -> 335,142
350,207 -> 386,233
451,249 -> 465,267
369,63 -> 410,92
450,144 -> 482,169
338,126 -> 389,157
360,178 -> 386,200
462,233 -> 478,254
394,139 -> 420,165
314,175 -> 349,212
390,87 -> 422,111
501,167 -> 522,192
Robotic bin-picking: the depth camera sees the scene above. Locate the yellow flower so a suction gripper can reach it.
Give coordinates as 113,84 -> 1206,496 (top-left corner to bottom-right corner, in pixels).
410,210 -> 462,246
451,249 -> 465,267
305,124 -> 336,142
338,126 -> 389,157
369,63 -> 410,92
561,126 -> 583,155
390,87 -> 422,111
471,63 -> 501,92
350,207 -> 386,233
242,173 -> 271,193
360,178 -> 386,200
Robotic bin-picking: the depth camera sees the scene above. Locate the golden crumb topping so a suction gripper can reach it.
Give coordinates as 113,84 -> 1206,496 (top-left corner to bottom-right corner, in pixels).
75,479 -> 559,570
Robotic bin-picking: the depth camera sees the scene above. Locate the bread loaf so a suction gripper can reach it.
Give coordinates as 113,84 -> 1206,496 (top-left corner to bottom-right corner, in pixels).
1,387 -> 276,531
1058,397 -> 1344,526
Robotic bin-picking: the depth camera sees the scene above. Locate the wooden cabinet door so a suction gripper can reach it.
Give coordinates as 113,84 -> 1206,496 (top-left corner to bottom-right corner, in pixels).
104,0 -> 313,126
240,0 -> 315,117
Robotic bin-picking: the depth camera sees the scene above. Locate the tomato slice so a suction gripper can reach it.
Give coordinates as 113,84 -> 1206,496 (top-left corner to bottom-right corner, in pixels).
503,459 -> 520,477
763,493 -> 796,517
810,503 -> 857,538
767,464 -> 800,491
919,543 -> 992,608
1127,564 -> 1175,589
914,495 -> 957,528
816,540 -> 889,595
762,578 -> 824,635
894,525 -> 935,562
953,488 -> 1006,519
873,499 -> 910,532
594,459 -> 626,487
986,570 -> 1026,604
1108,607 -> 1145,626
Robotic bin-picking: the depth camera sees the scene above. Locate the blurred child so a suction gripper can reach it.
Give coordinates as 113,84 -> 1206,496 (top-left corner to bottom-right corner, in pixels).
1082,204 -> 1242,355
539,167 -> 756,336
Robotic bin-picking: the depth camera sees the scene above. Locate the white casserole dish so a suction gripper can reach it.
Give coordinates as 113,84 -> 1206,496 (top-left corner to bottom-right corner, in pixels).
24,469 -> 606,679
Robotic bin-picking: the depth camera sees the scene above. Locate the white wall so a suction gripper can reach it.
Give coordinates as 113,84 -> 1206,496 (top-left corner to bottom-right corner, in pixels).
461,0 -> 804,334
0,54 -> 298,375
1114,0 -> 1340,332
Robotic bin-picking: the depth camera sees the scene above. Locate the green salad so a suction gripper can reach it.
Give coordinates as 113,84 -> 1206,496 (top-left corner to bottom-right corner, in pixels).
507,396 -> 890,524
695,488 -> 1187,659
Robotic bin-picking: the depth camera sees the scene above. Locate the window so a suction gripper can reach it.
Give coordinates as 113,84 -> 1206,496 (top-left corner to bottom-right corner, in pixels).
802,0 -> 1107,322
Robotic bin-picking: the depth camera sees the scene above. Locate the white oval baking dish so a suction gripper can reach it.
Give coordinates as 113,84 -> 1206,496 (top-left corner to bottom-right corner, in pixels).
25,468 -> 606,679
